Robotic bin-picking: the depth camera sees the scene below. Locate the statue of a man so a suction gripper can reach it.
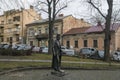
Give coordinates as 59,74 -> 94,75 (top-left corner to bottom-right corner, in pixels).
52,34 -> 64,72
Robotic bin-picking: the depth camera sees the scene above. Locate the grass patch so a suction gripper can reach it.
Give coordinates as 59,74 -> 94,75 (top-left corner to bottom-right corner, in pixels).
62,63 -> 120,69
0,53 -> 52,60
0,61 -> 51,72
0,53 -> 104,62
0,61 -> 120,72
0,53 -> 120,72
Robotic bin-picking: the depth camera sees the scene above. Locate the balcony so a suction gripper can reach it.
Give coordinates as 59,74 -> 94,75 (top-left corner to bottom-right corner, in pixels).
35,33 -> 48,40
13,31 -> 19,35
0,33 -> 3,37
0,24 -> 4,28
13,21 -> 20,25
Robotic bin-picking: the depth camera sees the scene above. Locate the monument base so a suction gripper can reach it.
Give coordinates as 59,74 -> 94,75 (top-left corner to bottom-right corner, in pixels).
51,70 -> 67,77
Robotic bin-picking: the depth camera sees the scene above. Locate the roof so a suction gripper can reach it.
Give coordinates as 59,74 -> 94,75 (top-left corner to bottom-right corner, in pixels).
63,23 -> 120,36
26,15 -> 72,26
63,27 -> 90,35
85,23 -> 120,33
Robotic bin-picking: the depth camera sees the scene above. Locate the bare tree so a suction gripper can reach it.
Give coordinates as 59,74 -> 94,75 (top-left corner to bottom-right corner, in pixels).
35,0 -> 69,54
86,0 -> 113,61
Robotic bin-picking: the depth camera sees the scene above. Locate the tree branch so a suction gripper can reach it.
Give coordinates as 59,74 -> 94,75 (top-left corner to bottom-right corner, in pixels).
55,0 -> 60,5
88,0 -> 106,19
55,5 -> 67,16
47,0 -> 52,4
38,9 -> 49,13
38,1 -> 48,6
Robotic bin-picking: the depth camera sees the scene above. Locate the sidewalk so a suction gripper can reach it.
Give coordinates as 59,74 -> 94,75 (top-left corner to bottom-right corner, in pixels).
0,69 -> 120,80
0,59 -> 120,65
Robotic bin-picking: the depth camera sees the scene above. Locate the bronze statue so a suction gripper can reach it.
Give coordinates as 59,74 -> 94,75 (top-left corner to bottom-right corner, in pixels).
52,34 -> 64,73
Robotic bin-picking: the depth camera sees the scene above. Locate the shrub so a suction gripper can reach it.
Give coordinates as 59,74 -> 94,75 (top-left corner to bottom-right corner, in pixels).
0,48 -> 33,56
0,49 -> 12,56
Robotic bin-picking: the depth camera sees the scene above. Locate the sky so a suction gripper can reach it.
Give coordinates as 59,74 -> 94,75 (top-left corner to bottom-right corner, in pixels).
0,0 -> 90,19
0,0 -> 120,24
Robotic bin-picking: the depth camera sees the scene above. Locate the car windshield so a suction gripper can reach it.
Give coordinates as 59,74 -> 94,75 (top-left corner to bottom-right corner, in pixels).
61,46 -> 66,49
81,48 -> 90,54
3,45 -> 9,49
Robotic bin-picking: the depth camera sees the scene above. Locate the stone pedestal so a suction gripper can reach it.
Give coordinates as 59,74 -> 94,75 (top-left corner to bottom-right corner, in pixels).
51,70 -> 66,77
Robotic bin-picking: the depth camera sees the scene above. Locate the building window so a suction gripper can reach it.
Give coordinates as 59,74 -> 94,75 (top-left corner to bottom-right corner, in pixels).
45,28 -> 48,34
30,41 -> 33,46
13,16 -> 20,21
54,27 -> 58,34
93,40 -> 98,48
7,37 -> 9,42
16,36 -> 19,41
66,41 -> 70,49
8,28 -> 12,33
74,40 -> 78,48
38,30 -> 41,34
1,21 -> 4,24
9,37 -> 13,43
29,28 -> 34,36
84,40 -> 87,47
8,19 -> 12,24
1,37 -> 4,42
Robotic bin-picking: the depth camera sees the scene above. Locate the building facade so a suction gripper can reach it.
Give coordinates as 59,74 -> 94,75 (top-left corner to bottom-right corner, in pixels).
26,15 -> 90,47
63,23 -> 120,51
0,6 -> 41,44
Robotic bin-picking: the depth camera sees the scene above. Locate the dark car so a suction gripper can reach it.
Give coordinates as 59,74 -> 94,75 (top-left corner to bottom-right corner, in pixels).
0,44 -> 6,49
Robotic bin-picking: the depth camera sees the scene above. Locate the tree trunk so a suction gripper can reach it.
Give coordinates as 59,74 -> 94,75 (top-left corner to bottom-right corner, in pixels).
48,21 -> 54,54
48,0 -> 56,54
104,0 -> 113,61
48,2 -> 53,54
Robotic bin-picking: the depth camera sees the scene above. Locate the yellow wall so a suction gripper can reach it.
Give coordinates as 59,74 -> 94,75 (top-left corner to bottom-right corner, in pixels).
63,16 -> 90,33
0,8 -> 41,44
26,15 -> 90,47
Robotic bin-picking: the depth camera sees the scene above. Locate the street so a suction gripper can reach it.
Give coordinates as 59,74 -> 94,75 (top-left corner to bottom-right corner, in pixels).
0,69 -> 120,80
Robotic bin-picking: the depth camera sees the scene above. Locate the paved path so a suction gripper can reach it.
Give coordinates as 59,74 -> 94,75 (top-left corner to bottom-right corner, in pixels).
0,69 -> 120,80
0,59 -> 120,65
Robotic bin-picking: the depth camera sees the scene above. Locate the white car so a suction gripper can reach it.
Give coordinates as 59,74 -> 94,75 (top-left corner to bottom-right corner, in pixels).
42,47 -> 48,53
79,47 -> 98,57
32,47 -> 40,53
61,46 -> 75,56
112,51 -> 120,61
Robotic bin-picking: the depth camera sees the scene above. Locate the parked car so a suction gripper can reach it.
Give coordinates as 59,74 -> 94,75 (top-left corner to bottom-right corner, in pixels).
98,50 -> 104,59
40,46 -> 46,53
2,44 -> 11,49
0,44 -> 7,49
32,46 -> 40,53
111,51 -> 120,61
12,44 -> 19,50
17,44 -> 26,50
89,50 -> 104,59
42,47 -> 48,53
61,46 -> 75,56
79,47 -> 98,58
24,45 -> 33,50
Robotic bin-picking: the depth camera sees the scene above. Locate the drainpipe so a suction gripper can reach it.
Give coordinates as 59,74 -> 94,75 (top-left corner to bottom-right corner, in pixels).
21,9 -> 24,44
61,20 -> 63,45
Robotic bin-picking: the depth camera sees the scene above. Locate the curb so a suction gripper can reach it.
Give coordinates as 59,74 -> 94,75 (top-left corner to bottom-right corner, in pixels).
0,67 -> 51,75
0,66 -> 120,76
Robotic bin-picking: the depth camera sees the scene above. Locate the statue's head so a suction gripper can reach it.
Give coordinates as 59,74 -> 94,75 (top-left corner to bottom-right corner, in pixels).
56,34 -> 60,40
